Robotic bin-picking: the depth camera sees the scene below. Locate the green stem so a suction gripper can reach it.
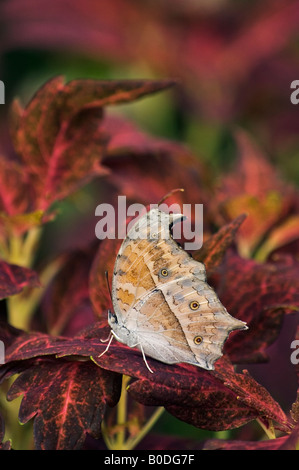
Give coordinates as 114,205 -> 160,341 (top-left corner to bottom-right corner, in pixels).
125,406 -> 164,450
115,375 -> 130,449
8,234 -> 24,266
257,418 -> 276,439
21,227 -> 42,267
0,238 -> 10,260
5,226 -> 63,331
7,256 -> 63,331
102,375 -> 164,450
7,226 -> 42,268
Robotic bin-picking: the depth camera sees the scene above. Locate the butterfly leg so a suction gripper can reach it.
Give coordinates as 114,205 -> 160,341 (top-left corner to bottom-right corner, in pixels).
141,351 -> 154,374
136,342 -> 154,374
100,331 -> 113,343
98,331 -> 114,358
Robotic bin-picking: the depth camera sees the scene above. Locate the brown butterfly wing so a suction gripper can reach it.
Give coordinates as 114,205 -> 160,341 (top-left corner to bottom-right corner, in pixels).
157,274 -> 247,369
112,209 -> 247,370
112,209 -> 185,318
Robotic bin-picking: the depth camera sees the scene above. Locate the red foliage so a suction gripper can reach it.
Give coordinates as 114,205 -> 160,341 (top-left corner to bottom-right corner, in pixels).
2,0 -> 299,157
7,359 -> 121,450
212,130 -> 299,259
0,260 -> 40,299
0,413 -> 11,450
0,77 -> 298,450
9,77 -> 174,210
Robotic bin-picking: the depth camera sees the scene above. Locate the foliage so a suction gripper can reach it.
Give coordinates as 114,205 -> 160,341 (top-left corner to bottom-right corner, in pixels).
1,0 -> 299,450
0,76 -> 298,450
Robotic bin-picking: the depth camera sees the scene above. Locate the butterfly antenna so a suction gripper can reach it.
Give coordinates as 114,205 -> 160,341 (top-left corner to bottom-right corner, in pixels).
100,271 -> 114,347
157,188 -> 184,206
105,270 -> 113,302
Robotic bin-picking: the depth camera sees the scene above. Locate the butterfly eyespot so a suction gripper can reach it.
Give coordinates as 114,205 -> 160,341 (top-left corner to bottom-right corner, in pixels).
194,335 -> 203,345
160,268 -> 169,277
189,301 -> 200,310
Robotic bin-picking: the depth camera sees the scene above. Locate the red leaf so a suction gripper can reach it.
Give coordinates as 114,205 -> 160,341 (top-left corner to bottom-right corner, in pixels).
255,215 -> 299,262
0,322 -> 290,434
102,116 -> 206,208
0,413 -> 11,450
1,322 -> 108,363
278,422 -> 299,450
42,246 -> 97,336
215,131 -> 299,258
0,260 -> 40,300
93,340 -> 290,432
61,78 -> 176,118
2,0 -> 299,143
0,321 -> 22,348
0,156 -> 47,238
89,238 -> 121,319
204,437 -> 288,450
216,252 -> 299,363
10,77 -> 175,211
205,422 -> 299,450
6,358 -> 121,450
0,158 -> 33,217
213,361 -> 289,432
126,357 -> 289,432
193,213 -> 247,273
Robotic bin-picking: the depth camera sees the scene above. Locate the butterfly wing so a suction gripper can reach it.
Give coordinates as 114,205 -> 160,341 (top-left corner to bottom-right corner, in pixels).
111,208 -> 247,370
112,209 -> 184,320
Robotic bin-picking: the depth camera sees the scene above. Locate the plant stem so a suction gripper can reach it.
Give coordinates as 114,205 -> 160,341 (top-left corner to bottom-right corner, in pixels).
5,226 -> 63,331
0,238 -> 10,260
102,375 -> 164,450
125,406 -> 164,450
8,234 -> 24,266
7,227 -> 42,268
7,256 -> 63,331
115,375 -> 130,449
257,418 -> 276,439
21,227 -> 42,267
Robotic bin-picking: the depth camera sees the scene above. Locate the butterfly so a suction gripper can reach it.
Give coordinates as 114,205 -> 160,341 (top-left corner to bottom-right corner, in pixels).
100,208 -> 247,373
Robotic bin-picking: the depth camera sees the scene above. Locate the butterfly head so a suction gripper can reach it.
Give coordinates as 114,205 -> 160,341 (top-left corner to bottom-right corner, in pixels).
108,309 -> 123,341
108,309 -> 118,327
108,308 -> 139,348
